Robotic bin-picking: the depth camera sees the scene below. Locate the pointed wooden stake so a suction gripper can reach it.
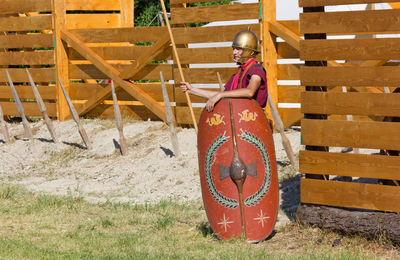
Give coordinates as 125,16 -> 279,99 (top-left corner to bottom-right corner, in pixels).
58,77 -> 92,150
160,72 -> 180,157
0,105 -> 10,143
5,69 -> 33,141
217,72 -> 225,92
267,94 -> 298,169
111,81 -> 128,156
26,68 -> 57,143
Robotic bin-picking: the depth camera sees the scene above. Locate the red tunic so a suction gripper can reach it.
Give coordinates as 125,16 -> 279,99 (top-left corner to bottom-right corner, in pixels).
224,60 -> 268,108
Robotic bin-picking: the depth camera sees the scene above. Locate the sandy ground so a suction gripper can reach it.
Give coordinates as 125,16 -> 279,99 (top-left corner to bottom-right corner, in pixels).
0,118 -> 302,228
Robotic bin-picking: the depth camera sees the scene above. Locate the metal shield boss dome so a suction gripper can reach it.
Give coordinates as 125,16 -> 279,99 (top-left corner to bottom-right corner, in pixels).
232,30 -> 259,64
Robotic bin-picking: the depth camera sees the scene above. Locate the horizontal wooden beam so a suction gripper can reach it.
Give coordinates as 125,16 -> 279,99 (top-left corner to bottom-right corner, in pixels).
300,9 -> 400,34
301,38 -> 400,60
66,0 -> 121,10
301,66 -> 400,86
0,101 -> 56,117
0,85 -> 55,100
0,34 -> 53,49
299,0 -> 400,7
71,24 -> 260,44
0,68 -> 54,83
301,119 -> 400,150
301,91 -> 400,117
171,3 -> 260,24
300,150 -> 400,180
67,14 -> 120,29
0,15 -> 53,31
171,0 -> 231,4
301,178 -> 400,213
0,51 -> 54,66
0,0 -> 51,14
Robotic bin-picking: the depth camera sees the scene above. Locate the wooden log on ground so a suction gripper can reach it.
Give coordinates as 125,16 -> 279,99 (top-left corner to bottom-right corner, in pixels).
5,69 -> 33,140
111,80 -> 127,156
160,72 -> 180,157
58,77 -> 92,150
0,105 -> 10,143
296,204 -> 400,245
26,68 -> 57,143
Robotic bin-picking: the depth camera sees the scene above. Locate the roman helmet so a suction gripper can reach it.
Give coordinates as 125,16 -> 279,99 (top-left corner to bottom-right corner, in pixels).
232,30 -> 259,64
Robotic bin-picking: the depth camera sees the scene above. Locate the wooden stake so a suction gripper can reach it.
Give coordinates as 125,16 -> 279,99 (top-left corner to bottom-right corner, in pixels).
0,105 -> 10,143
217,72 -> 225,92
160,0 -> 198,133
267,94 -> 298,168
160,72 -> 180,157
111,81 -> 128,156
57,77 -> 92,150
26,68 -> 57,143
5,69 -> 33,140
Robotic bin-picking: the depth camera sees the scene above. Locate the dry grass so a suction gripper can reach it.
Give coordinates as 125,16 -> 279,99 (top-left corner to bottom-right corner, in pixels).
0,184 -> 398,259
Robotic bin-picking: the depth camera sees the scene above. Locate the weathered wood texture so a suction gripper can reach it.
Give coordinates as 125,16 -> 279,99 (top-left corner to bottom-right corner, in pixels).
300,2 -> 400,214
296,204 -> 400,245
301,179 -> 400,212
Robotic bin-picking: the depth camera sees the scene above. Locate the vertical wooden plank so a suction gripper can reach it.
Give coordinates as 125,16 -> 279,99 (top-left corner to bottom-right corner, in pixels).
120,0 -> 134,27
53,0 -> 70,121
262,0 -> 278,122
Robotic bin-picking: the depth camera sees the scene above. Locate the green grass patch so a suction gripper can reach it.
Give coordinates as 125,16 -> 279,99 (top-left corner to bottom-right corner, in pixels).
0,184 -> 397,259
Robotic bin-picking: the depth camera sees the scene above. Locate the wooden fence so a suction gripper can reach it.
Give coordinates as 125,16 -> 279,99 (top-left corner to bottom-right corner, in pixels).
299,0 -> 400,213
0,0 -> 303,127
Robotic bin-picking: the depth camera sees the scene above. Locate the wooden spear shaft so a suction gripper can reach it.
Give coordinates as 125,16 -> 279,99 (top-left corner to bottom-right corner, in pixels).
267,94 -> 298,169
26,68 -> 57,143
159,0 -> 198,133
57,77 -> 92,150
111,80 -> 128,156
0,105 -> 10,143
160,71 -> 180,157
5,69 -> 33,140
217,72 -> 225,92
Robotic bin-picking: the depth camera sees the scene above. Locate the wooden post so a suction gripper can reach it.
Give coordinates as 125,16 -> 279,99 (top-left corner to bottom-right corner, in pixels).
5,70 -> 33,140
0,105 -> 10,143
58,77 -> 92,150
217,72 -> 225,92
52,0 -> 70,121
160,72 -> 180,157
261,0 -> 278,122
120,0 -> 134,27
267,95 -> 298,168
160,0 -> 198,134
303,6 -> 329,180
26,68 -> 57,143
111,81 -> 128,156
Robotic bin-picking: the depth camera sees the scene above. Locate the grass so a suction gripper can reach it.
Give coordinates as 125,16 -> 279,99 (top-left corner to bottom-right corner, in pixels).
0,184 -> 398,259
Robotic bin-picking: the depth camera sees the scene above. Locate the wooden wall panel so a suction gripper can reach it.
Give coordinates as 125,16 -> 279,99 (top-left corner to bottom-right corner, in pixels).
0,16 -> 53,31
0,34 -> 53,49
301,66 -> 400,86
279,108 -> 302,127
0,51 -> 54,66
279,86 -> 302,103
277,42 -> 299,59
171,3 -> 260,24
300,9 -> 400,34
173,68 -> 236,83
277,64 -> 300,80
301,119 -> 400,150
0,0 -> 51,14
301,179 -> 400,213
301,92 -> 400,117
300,150 -> 400,180
171,0 -> 222,4
300,38 -> 400,60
